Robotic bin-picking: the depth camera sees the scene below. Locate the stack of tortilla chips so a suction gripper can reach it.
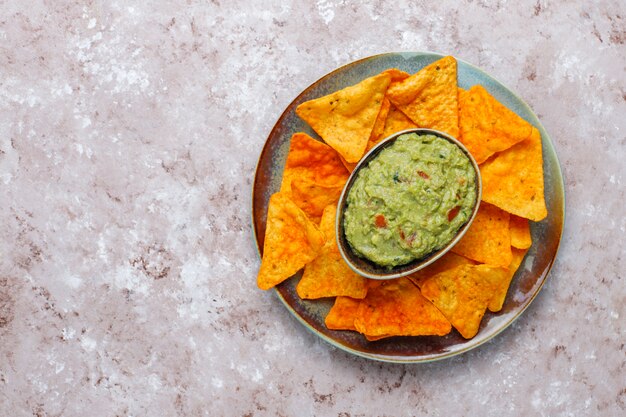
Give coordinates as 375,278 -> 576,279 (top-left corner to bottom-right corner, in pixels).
257,56 -> 547,340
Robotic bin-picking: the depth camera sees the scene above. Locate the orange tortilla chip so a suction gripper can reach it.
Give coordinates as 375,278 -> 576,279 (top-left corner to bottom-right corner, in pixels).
451,202 -> 512,267
419,264 -> 499,339
290,178 -> 344,224
296,72 -> 391,163
257,192 -> 325,290
280,132 -> 349,193
458,85 -> 533,164
488,248 -> 528,312
386,56 -> 459,137
316,203 -> 337,241
353,278 -> 451,339
325,296 -> 361,331
408,251 -> 476,288
480,127 -> 547,221
510,215 -> 532,249
297,205 -> 368,299
380,103 -> 418,139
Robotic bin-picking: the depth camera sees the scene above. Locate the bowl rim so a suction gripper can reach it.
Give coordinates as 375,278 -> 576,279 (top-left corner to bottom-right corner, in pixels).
335,127 -> 483,280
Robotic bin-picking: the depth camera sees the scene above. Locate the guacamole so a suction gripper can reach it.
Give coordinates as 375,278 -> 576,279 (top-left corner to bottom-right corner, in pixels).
343,133 -> 477,267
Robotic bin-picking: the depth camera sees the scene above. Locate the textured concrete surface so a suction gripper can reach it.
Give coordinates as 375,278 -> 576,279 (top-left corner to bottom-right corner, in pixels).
0,1 -> 624,416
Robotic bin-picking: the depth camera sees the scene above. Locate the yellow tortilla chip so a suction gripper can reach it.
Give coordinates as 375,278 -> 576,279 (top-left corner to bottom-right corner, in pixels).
458,86 -> 533,164
290,178 -> 344,224
419,264 -> 499,339
296,73 -> 391,163
488,248 -> 528,312
408,251 -> 476,288
336,96 -> 394,174
386,56 -> 459,137
297,205 -> 368,299
510,215 -> 532,249
480,127 -> 547,221
338,154 -> 357,173
353,278 -> 451,339
297,251 -> 369,300
280,132 -> 349,193
381,68 -> 410,82
380,103 -> 418,139
257,192 -> 325,290
367,96 -> 392,149
451,202 -> 512,267
325,296 -> 361,331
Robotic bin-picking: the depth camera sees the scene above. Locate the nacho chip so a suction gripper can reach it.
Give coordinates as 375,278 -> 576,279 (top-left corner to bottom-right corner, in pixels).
480,127 -> 547,221
408,251 -> 476,288
458,85 -> 534,164
353,278 -> 451,339
419,264 -> 499,339
333,95 -> 392,174
325,296 -> 361,331
386,56 -> 459,137
381,68 -> 411,82
367,96 -> 392,149
296,72 -> 391,163
290,178 -> 344,224
317,203 -> 338,241
257,192 -> 325,290
380,103 -> 418,139
451,202 -> 512,267
280,132 -> 349,193
488,248 -> 528,312
509,215 -> 532,249
338,154 -> 357,173
297,205 -> 368,299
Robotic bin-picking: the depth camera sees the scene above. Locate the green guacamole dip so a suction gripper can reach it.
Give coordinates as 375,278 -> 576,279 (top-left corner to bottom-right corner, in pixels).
343,133 -> 477,267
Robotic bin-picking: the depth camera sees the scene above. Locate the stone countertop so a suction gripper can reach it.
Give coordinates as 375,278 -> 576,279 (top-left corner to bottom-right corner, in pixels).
0,1 -> 624,416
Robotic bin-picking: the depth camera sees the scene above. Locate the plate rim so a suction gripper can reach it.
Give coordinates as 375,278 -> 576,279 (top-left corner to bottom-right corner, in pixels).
251,51 -> 565,363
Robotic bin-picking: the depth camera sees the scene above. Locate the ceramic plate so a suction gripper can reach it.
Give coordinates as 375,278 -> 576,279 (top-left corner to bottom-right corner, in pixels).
252,52 -> 564,363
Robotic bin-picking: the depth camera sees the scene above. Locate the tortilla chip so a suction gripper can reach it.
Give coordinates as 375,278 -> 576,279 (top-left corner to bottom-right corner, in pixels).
280,132 -> 349,193
480,127 -> 547,221
297,205 -> 368,299
510,215 -> 532,249
325,296 -> 361,331
338,154 -> 357,173
334,96 -> 393,174
488,248 -> 528,312
381,68 -> 411,82
419,264 -> 499,339
458,85 -> 534,164
380,103 -> 418,139
257,192 -> 325,290
451,202 -> 512,267
386,56 -> 459,137
408,251 -> 476,288
317,203 -> 337,241
353,278 -> 451,339
296,72 -> 391,163
367,97 -> 392,149
290,178 -> 344,224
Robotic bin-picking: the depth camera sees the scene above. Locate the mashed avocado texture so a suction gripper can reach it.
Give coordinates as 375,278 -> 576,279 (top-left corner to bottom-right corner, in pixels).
343,133 -> 477,267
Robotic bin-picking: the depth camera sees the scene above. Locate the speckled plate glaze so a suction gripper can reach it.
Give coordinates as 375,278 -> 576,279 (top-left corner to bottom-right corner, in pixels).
252,52 -> 565,363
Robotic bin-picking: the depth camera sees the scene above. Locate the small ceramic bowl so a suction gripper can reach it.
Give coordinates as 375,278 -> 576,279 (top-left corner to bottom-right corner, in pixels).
336,128 -> 482,280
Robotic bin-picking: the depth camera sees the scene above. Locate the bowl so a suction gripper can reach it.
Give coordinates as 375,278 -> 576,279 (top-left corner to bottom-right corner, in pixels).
336,128 -> 482,280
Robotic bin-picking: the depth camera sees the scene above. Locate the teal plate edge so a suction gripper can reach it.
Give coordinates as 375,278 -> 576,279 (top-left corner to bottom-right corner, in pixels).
251,52 -> 565,364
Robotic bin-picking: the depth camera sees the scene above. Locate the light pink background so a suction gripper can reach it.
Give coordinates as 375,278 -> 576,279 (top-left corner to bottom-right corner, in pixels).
0,1 -> 624,416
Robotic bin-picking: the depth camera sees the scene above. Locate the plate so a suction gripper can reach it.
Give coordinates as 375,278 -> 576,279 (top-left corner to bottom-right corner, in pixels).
252,52 -> 565,363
